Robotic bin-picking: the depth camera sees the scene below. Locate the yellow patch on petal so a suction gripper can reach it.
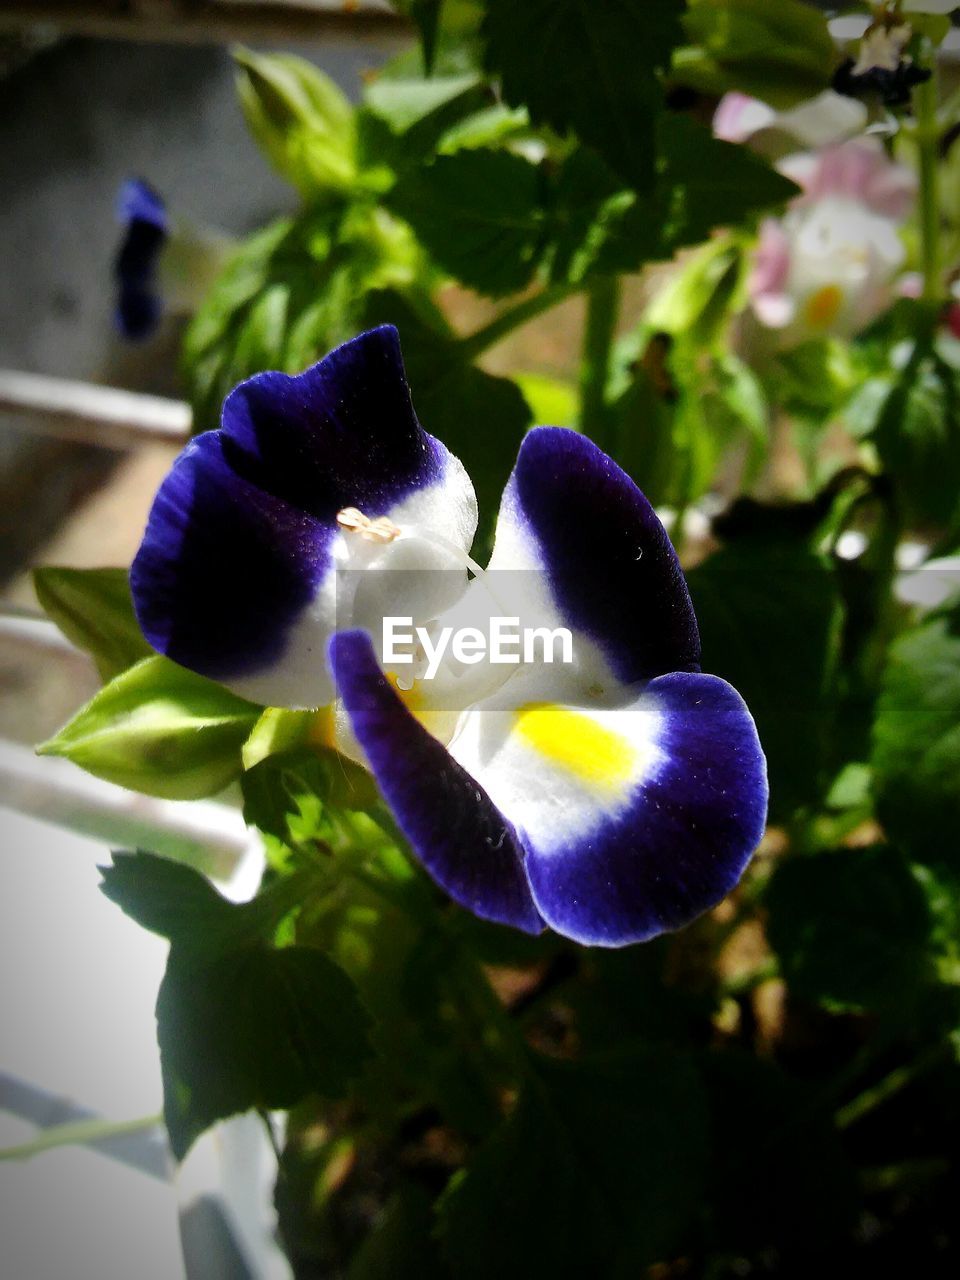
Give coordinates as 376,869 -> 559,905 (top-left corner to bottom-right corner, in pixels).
514,703 -> 636,794
803,283 -> 844,330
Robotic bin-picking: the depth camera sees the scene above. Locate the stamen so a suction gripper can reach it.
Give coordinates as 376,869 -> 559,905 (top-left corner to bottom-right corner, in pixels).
336,506 -> 401,544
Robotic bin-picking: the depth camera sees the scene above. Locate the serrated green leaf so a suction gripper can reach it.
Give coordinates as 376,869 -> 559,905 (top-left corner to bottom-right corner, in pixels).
872,613 -> 960,867
482,0 -> 683,190
547,124 -> 794,286
765,846 -> 934,1013
100,856 -> 372,1161
388,148 -> 545,295
100,849 -> 318,955
33,566 -> 151,681
159,942 -> 372,1159
39,656 -> 260,800
100,849 -> 238,947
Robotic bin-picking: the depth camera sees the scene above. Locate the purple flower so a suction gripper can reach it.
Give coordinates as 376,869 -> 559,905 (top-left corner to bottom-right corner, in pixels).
114,179 -> 168,340
131,328 -> 768,946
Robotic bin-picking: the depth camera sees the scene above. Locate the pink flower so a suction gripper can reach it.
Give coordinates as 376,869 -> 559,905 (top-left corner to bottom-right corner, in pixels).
747,141 -> 915,344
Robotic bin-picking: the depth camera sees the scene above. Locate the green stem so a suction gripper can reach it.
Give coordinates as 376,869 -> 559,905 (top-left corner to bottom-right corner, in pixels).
915,57 -> 943,307
835,1042 -> 950,1131
579,275 -> 621,450
460,282 -> 579,362
0,1113 -> 162,1162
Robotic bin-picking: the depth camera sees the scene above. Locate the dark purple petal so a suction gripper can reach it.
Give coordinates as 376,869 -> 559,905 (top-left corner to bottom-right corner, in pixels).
114,179 -> 167,340
329,629 -> 545,935
131,328 -> 470,707
493,428 -> 701,683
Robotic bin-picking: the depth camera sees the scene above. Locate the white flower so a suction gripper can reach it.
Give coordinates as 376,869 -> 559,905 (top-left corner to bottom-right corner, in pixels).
713,91 -> 867,150
748,141 -> 915,344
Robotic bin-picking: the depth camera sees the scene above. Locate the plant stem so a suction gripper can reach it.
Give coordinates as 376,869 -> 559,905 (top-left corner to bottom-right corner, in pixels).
579,275 -> 621,449
0,1113 -> 162,1162
460,282 -> 580,362
835,1042 -> 951,1131
915,55 -> 943,307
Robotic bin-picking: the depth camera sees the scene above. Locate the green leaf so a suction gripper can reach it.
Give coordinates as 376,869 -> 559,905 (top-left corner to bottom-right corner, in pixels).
38,656 -> 260,800
183,207 -> 420,430
482,0 -> 683,191
872,613 -> 960,867
675,0 -> 835,110
656,115 -> 800,246
544,147 -> 642,284
643,237 -> 744,341
437,1050 -> 707,1276
234,48 -> 357,199
100,849 -> 238,948
364,71 -> 485,136
765,846 -> 934,1013
610,359 -> 679,508
388,148 -> 545,295
872,354 -> 960,529
159,943 -> 372,1159
33,567 -> 151,681
688,535 -> 842,817
241,749 -> 336,846
402,0 -> 446,72
513,372 -> 578,428
101,852 -> 372,1160
547,125 -> 795,286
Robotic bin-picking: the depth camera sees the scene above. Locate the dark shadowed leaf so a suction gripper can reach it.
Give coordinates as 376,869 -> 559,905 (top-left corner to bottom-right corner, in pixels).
688,536 -> 842,818
872,354 -> 960,530
702,1050 -> 859,1253
388,148 -> 545,295
348,1187 -> 447,1280
765,845 -> 934,1012
101,852 -> 372,1160
656,114 -> 799,245
159,944 -> 372,1160
437,1049 -> 707,1276
872,612 -> 960,867
482,0 -> 683,190
100,850 -> 237,949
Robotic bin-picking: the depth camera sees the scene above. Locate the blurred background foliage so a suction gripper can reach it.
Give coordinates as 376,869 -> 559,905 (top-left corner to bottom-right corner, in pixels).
33,1 -> 960,1275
